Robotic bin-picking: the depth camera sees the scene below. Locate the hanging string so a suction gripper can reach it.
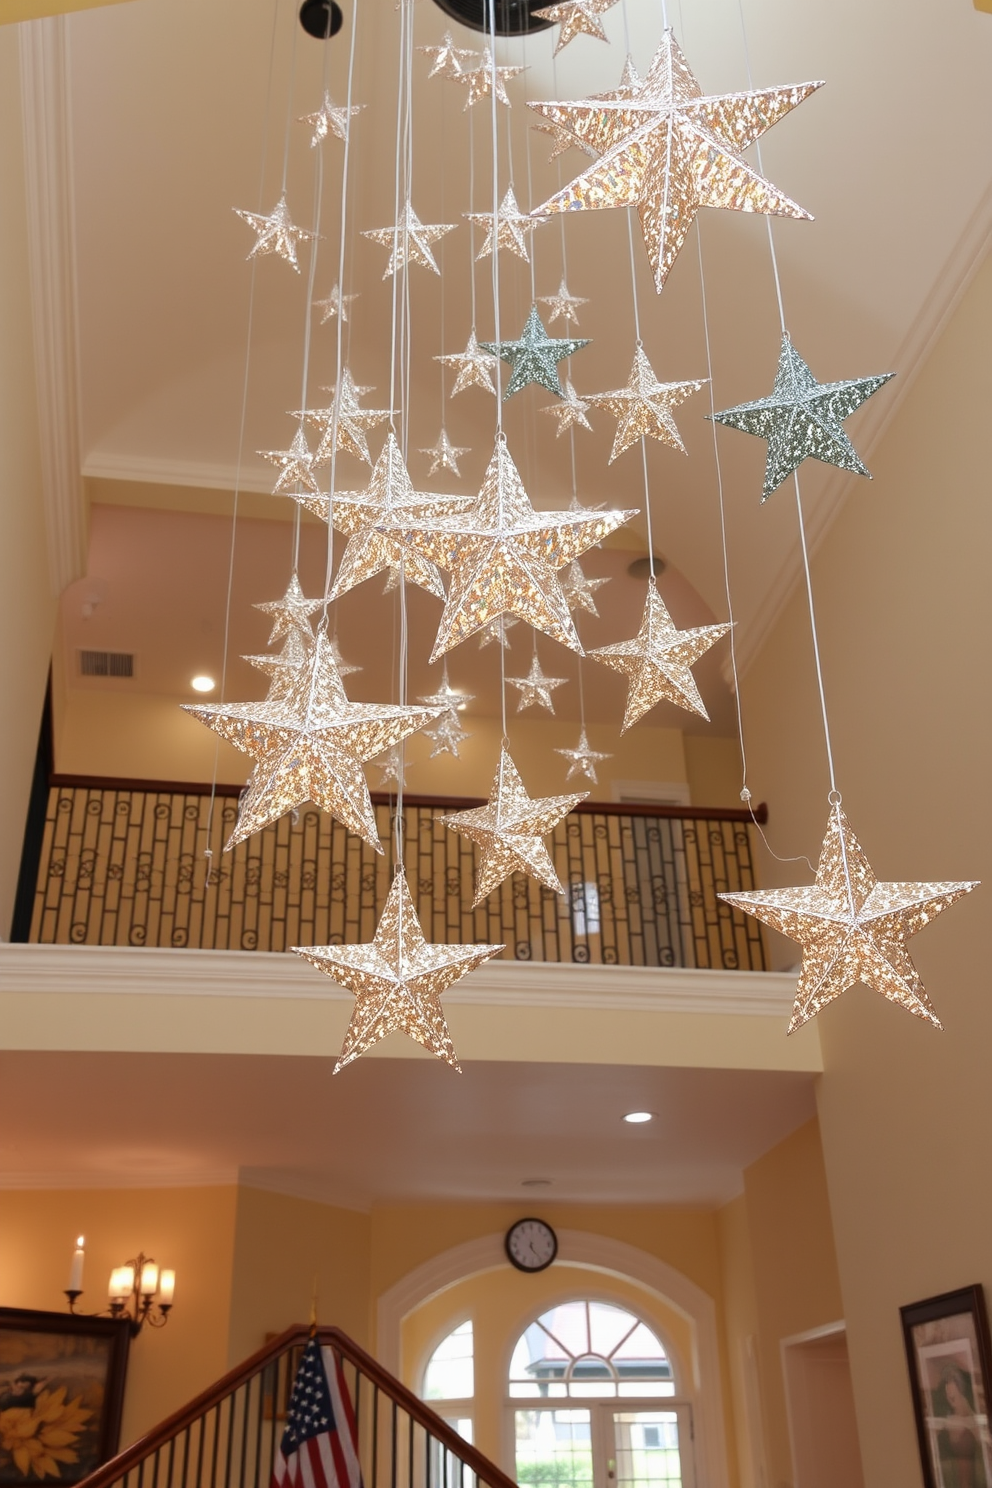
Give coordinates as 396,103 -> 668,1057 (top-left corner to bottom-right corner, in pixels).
488,0 -> 504,418
279,16 -> 300,196
468,109 -> 478,331
292,140 -> 326,573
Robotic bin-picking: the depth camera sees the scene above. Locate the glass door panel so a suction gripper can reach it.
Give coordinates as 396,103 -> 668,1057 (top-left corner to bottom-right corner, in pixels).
515,1408 -> 594,1488
609,1408 -> 694,1488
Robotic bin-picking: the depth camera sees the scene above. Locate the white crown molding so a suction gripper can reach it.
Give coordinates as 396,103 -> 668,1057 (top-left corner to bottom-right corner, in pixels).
0,943 -> 798,1017
19,16 -> 87,596
82,449 -> 273,496
0,1167 -> 239,1192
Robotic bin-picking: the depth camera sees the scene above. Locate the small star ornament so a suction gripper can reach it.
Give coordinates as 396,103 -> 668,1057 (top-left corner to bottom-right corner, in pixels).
420,428 -> 470,477
253,574 -> 324,646
363,201 -> 457,277
298,93 -> 364,147
419,669 -> 474,718
529,31 -> 822,292
538,279 -> 589,325
586,346 -> 706,462
589,585 -> 730,728
435,331 -> 498,398
708,334 -> 895,501
454,47 -> 525,108
374,743 -> 408,789
555,727 -> 613,783
720,806 -> 978,1032
257,425 -> 324,495
533,0 -> 619,54
298,369 -> 392,465
314,284 -> 358,324
540,381 -> 592,437
425,711 -> 471,758
242,628 -> 309,704
508,653 -> 568,712
442,746 -> 587,903
480,306 -> 589,400
561,559 -> 609,615
418,31 -> 477,79
294,869 -> 503,1072
234,196 -> 317,272
326,635 -> 361,677
477,615 -> 518,649
466,186 -> 543,263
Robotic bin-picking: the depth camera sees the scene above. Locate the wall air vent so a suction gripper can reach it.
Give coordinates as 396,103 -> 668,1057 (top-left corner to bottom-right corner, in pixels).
79,650 -> 135,679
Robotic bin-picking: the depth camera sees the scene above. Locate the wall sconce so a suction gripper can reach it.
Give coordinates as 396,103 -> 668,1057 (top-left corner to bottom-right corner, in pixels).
65,1238 -> 175,1337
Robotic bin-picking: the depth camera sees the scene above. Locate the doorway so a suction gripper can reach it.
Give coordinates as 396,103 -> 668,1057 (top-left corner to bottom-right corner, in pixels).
781,1323 -> 864,1488
513,1401 -> 696,1488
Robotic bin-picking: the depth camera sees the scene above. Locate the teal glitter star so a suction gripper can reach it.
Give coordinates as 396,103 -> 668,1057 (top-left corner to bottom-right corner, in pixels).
709,334 -> 895,501
480,306 -> 589,400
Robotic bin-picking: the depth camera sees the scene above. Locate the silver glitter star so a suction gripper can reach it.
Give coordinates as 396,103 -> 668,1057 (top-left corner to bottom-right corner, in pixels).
298,93 -> 364,148
540,380 -> 592,436
454,46 -> 525,109
465,186 -> 543,263
477,616 -> 519,649
708,334 -> 896,501
253,575 -> 324,646
562,559 -> 609,615
374,743 -> 408,789
418,31 -> 477,79
234,196 -> 317,272
419,668 -> 474,718
425,711 -> 471,758
362,200 -> 457,277
508,653 -> 568,712
538,279 -> 589,325
555,726 -> 613,782
586,346 -> 707,462
435,331 -> 498,398
480,306 -> 590,400
589,585 -> 730,729
533,0 -> 619,52
420,428 -> 470,476
257,425 -> 324,495
297,369 -> 393,465
314,284 -> 359,324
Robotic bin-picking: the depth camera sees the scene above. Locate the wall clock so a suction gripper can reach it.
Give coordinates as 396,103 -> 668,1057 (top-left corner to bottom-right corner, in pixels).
505,1218 -> 558,1273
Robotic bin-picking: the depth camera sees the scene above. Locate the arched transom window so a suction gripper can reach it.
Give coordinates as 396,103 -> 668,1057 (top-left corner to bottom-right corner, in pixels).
509,1300 -> 675,1398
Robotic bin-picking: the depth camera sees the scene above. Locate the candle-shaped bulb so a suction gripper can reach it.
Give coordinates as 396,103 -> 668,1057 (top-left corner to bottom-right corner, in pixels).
68,1236 -> 85,1293
140,1261 -> 159,1296
158,1269 -> 175,1306
108,1267 -> 124,1301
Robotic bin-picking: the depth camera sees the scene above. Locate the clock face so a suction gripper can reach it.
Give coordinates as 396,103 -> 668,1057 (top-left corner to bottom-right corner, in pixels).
505,1218 -> 558,1273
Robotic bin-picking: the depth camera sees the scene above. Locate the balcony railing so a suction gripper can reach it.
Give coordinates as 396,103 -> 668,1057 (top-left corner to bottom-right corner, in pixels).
16,775 -> 768,970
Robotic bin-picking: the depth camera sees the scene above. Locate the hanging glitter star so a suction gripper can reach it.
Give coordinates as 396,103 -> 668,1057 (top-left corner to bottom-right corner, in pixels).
298,93 -> 364,148
480,306 -> 590,400
242,629 -> 309,704
540,380 -> 592,437
534,119 -> 596,162
234,197 -> 318,272
720,807 -> 978,1033
297,369 -> 392,465
586,346 -> 707,462
362,201 -> 457,278
533,0 -> 619,53
394,437 -> 635,659
418,31 -> 478,80
454,47 -> 526,109
295,869 -> 503,1072
374,743 -> 408,789
442,747 -> 587,903
508,653 -> 568,712
477,615 -> 518,649
314,284 -> 358,325
435,331 -> 498,398
257,425 -> 324,496
253,574 -> 324,646
425,711 -> 471,758
562,559 -> 609,616
538,279 -> 589,326
465,186 -> 543,263
419,669 -> 474,718
529,31 -> 822,292
555,727 -> 613,783
420,428 -> 470,477
183,633 -> 442,851
708,334 -> 896,501
326,634 -> 361,677
589,585 -> 730,729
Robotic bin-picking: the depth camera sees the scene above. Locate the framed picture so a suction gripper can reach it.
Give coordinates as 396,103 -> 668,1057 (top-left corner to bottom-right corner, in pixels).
901,1285 -> 992,1488
0,1308 -> 130,1486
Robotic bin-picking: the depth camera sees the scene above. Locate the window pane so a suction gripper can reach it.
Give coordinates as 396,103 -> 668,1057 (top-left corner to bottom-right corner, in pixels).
617,1383 -> 676,1399
515,1409 -> 593,1488
442,1417 -> 473,1444
613,1411 -> 684,1488
425,1321 -> 474,1400
509,1302 -> 673,1399
588,1303 -> 640,1358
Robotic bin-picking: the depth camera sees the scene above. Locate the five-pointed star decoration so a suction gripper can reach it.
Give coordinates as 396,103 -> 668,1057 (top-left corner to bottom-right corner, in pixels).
297,369 -> 393,465
425,711 -> 471,758
419,669 -> 475,718
561,559 -> 609,616
183,633 -> 444,851
417,31 -> 478,80
533,118 -> 597,162
465,186 -> 544,263
242,628 -> 310,704
442,747 -> 587,903
234,196 -> 318,272
374,743 -> 408,789
257,425 -> 324,496
540,380 -> 593,437
477,615 -> 519,649
453,46 -> 526,109
480,306 -> 590,400
538,279 -> 589,325
586,346 -> 707,462
314,284 -> 358,325
508,653 -> 568,713
708,334 -> 896,501
294,869 -> 504,1072
420,428 -> 470,477
292,433 -> 471,601
326,634 -> 362,677
253,574 -> 324,646
720,807 -> 979,1033
555,726 -> 613,783
435,331 -> 498,398
362,201 -> 457,278
529,30 -> 822,293
533,0 -> 619,54
393,436 -> 635,659
589,585 -> 730,729
298,93 -> 364,148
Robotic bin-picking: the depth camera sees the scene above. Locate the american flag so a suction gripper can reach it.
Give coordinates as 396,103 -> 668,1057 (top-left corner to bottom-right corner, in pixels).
272,1337 -> 362,1488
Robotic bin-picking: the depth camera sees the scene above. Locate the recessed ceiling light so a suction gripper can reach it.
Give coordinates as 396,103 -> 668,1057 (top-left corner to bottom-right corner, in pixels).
190,675 -> 215,693
623,1111 -> 654,1124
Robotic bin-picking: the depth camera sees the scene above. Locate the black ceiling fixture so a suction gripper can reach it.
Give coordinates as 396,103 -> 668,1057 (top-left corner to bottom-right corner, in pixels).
627,556 -> 668,580
429,0 -> 552,37
299,0 -> 344,39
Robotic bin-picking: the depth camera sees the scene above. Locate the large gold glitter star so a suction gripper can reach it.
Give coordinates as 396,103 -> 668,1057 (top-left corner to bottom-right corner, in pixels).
441,747 -> 586,903
589,585 -> 730,728
393,436 -> 635,658
453,46 -> 525,109
294,870 -> 503,1072
529,30 -> 822,292
720,808 -> 978,1033
234,196 -> 318,272
533,0 -> 619,54
182,633 -> 442,851
465,186 -> 544,262
362,201 -> 457,277
435,331 -> 498,398
586,346 -> 707,462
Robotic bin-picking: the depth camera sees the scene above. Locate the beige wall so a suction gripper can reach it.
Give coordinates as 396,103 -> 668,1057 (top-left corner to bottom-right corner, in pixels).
740,252 -> 992,1488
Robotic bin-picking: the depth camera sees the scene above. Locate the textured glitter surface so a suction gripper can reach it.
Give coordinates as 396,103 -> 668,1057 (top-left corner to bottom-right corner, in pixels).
294,870 -> 503,1072
541,380 -> 592,436
454,47 -> 525,108
529,31 -> 822,292
298,93 -> 364,148
394,437 -> 635,658
234,197 -> 317,272
477,615 -> 519,649
555,726 -> 613,782
480,306 -> 590,400
363,201 -> 456,278
420,428 -> 470,476
257,425 -> 324,495
425,711 -> 471,757
314,284 -> 358,324
442,746 -> 587,903
538,279 -> 589,325
435,331 -> 498,398
720,808 -> 979,1032
253,575 -> 324,646
562,559 -> 609,615
533,0 -> 619,54
297,369 -> 392,466
242,628 -> 309,703
586,346 -> 706,461
418,31 -> 478,79
466,187 -> 543,262
709,334 -> 895,500
508,653 -> 567,712
182,633 -> 442,851
374,744 -> 407,789
589,585 -> 730,728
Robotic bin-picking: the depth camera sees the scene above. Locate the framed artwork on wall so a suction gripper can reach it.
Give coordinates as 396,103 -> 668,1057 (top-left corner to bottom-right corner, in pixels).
0,1307 -> 130,1486
901,1284 -> 992,1488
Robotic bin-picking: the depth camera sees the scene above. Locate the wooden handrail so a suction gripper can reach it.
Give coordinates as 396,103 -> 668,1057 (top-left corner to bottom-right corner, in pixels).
49,774 -> 767,824
78,1325 -> 518,1488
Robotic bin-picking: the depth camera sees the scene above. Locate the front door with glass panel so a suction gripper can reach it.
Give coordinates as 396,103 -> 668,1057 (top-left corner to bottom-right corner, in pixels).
510,1302 -> 696,1488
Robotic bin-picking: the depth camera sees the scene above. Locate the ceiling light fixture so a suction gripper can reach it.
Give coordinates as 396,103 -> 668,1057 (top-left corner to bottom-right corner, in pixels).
299,0 -> 343,39
622,1111 -> 654,1124
626,557 -> 667,581
190,675 -> 215,693
429,0 -> 552,37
